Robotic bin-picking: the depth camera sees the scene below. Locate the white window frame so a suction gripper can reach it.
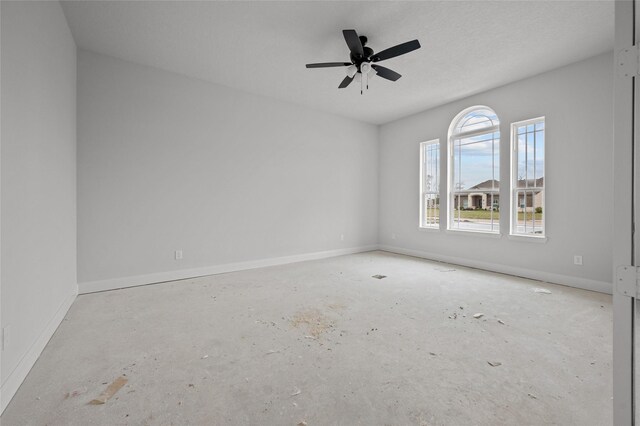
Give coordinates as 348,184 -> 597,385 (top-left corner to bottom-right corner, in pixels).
447,106 -> 501,235
419,139 -> 440,229
509,117 -> 546,239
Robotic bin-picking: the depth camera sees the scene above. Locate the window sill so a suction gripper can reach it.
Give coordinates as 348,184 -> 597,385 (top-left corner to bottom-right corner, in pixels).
508,234 -> 548,243
445,229 -> 502,239
418,226 -> 441,232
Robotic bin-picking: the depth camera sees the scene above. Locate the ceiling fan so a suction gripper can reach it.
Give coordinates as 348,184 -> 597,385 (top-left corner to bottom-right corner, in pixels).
306,29 -> 421,93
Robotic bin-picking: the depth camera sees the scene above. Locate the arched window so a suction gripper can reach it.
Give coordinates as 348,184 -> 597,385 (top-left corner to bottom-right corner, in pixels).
448,106 -> 500,233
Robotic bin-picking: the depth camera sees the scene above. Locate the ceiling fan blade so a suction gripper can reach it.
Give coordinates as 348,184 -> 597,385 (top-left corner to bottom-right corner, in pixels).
338,75 -> 354,88
306,62 -> 352,68
372,39 -> 421,62
342,29 -> 364,57
371,65 -> 401,81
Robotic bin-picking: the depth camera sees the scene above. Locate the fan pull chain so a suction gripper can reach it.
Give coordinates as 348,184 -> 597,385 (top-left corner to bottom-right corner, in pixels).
361,73 -> 363,95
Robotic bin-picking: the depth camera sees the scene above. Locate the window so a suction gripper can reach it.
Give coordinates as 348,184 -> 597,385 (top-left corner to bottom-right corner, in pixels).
448,106 -> 500,233
420,139 -> 440,228
511,117 -> 545,237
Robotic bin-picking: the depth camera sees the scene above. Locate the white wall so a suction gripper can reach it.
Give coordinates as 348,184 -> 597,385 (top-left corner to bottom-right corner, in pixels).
1,1 -> 77,412
77,51 -> 378,291
379,52 -> 613,293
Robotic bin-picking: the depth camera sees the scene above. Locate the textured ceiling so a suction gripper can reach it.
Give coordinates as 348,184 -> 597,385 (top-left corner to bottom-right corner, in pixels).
61,1 -> 614,125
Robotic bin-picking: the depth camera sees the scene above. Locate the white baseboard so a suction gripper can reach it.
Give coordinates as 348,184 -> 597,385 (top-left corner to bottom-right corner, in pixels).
1,291 -> 77,414
379,244 -> 612,295
79,244 -> 611,295
79,245 -> 379,294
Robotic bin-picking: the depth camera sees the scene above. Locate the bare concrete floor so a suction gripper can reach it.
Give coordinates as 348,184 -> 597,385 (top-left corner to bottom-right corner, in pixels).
2,251 -> 612,425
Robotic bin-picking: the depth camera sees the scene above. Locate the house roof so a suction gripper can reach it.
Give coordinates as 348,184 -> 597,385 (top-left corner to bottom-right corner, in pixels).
519,177 -> 544,187
469,179 -> 500,190
467,177 -> 543,190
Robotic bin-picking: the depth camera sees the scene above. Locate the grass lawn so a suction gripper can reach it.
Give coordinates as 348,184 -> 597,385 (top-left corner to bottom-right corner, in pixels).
425,209 -> 543,221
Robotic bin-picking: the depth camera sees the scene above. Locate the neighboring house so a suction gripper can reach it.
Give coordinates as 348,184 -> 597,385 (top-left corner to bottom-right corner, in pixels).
453,178 -> 543,211
453,179 -> 500,210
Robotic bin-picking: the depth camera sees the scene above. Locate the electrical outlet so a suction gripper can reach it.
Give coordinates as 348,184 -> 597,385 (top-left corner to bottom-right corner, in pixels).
340,234 -> 344,241
574,255 -> 583,266
175,250 -> 183,260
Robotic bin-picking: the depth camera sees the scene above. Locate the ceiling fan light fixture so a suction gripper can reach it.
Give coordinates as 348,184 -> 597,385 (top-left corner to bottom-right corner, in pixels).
346,64 -> 357,78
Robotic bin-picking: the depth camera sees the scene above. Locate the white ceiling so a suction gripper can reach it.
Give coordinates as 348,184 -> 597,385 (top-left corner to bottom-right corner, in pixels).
61,1 -> 614,125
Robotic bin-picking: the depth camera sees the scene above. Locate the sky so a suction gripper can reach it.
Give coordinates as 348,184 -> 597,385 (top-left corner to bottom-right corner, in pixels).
452,125 -> 544,189
452,131 -> 500,190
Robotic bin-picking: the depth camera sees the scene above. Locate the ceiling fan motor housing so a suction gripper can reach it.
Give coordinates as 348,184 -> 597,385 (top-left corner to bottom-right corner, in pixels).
351,45 -> 375,70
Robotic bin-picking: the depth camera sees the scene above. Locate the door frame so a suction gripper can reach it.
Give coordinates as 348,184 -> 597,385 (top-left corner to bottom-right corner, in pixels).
614,1 -> 637,425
